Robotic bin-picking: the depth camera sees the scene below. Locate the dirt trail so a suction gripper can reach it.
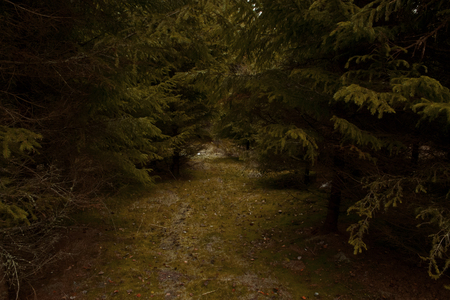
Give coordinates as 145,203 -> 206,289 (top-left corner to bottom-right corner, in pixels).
32,153 -> 450,300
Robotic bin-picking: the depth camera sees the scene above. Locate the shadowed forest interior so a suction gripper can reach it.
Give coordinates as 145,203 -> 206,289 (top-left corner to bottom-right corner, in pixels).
2,1 -> 450,299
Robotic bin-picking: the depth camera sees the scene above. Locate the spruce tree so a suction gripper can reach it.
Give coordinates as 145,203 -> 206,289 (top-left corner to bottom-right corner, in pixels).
220,0 -> 450,281
218,0 -> 357,232
0,0 -> 219,296
329,0 -> 450,279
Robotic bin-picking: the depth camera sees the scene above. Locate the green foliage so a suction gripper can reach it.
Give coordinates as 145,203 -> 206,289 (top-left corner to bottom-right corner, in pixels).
3,0 -> 450,290
417,207 -> 450,279
331,116 -> 383,151
323,0 -> 450,273
333,85 -> 403,118
258,124 -> 319,162
0,127 -> 42,159
0,0 -> 222,186
414,102 -> 450,123
217,0 -> 450,282
347,176 -> 407,254
0,0 -> 223,295
0,126 -> 43,228
0,202 -> 30,227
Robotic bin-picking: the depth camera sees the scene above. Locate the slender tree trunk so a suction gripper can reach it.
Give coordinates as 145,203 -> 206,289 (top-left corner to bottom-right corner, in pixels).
304,166 -> 311,185
170,124 -> 180,178
171,151 -> 180,178
411,142 -> 419,166
322,154 -> 344,233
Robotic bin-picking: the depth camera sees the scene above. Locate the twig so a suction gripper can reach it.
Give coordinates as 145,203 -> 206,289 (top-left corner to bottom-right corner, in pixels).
4,0 -> 68,19
100,200 -> 117,232
10,253 -> 20,300
26,281 -> 37,300
168,168 -> 178,180
149,224 -> 166,229
200,290 -> 216,297
136,214 -> 145,234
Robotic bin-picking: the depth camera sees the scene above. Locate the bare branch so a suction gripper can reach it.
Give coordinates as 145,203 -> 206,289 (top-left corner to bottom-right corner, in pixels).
3,0 -> 69,19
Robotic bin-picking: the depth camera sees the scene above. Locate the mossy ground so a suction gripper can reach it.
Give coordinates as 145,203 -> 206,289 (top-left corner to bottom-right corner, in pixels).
30,149 -> 450,300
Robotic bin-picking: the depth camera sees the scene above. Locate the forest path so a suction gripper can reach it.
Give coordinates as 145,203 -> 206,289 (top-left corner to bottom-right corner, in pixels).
34,151 -> 450,300
73,154 -> 350,300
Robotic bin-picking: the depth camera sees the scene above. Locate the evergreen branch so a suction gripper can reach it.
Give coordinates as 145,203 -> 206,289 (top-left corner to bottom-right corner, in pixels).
258,124 -> 319,162
413,102 -> 450,123
331,116 -> 383,150
417,207 -> 450,279
392,76 -> 450,104
347,174 -> 422,254
334,84 -> 400,118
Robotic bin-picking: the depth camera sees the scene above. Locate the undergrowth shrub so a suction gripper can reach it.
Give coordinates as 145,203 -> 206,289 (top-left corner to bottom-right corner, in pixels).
0,161 -> 98,298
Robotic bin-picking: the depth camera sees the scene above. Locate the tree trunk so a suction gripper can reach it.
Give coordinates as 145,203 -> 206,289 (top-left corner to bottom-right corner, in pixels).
171,151 -> 180,178
411,142 -> 419,166
322,155 -> 344,233
304,166 -> 311,185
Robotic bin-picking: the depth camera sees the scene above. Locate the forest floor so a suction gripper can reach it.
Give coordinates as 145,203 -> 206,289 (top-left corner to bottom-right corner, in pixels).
28,145 -> 450,300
